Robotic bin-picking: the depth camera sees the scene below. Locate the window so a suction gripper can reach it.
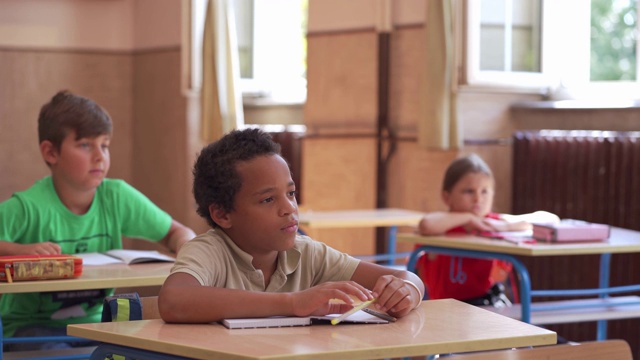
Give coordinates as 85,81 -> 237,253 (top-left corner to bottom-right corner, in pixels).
232,0 -> 308,104
465,0 -> 640,100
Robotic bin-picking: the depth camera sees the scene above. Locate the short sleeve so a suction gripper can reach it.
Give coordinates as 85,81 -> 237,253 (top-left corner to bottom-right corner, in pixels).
105,180 -> 172,242
0,197 -> 27,241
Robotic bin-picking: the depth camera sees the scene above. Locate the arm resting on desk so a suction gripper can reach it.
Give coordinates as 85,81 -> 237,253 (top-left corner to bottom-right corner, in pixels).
350,261 -> 425,317
158,264 -> 424,323
159,272 -> 372,323
418,212 -> 493,235
0,240 -> 62,255
159,220 -> 196,253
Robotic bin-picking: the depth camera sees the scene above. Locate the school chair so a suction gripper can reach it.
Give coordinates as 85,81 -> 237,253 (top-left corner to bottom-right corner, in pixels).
95,294 -> 181,360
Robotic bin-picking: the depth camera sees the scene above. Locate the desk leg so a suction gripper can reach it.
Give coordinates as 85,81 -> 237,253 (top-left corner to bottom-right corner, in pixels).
387,226 -> 398,266
407,246 -> 532,323
596,253 -> 612,340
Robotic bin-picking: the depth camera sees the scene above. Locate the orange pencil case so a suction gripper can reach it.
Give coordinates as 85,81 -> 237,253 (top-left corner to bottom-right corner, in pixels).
0,254 -> 83,282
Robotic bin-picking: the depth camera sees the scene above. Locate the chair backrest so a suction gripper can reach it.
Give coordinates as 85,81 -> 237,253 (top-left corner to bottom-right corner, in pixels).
451,340 -> 632,360
102,293 -> 161,322
141,296 -> 160,320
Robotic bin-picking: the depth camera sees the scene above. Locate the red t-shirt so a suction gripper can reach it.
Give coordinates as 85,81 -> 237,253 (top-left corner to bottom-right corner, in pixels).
416,212 -> 512,300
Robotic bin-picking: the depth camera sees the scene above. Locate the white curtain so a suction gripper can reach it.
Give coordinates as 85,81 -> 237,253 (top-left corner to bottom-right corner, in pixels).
419,0 -> 461,150
201,0 -> 244,143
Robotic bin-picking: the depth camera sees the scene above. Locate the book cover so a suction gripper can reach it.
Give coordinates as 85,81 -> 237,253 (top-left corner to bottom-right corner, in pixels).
222,316 -> 311,329
532,219 -> 610,242
221,310 -> 389,329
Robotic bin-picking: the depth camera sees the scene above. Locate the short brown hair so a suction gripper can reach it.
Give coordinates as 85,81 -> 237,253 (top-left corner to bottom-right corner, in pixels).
38,90 -> 112,151
442,153 -> 493,192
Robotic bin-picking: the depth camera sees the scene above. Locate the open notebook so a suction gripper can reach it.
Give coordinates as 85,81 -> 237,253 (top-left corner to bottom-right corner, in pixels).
76,250 -> 175,266
221,309 -> 391,329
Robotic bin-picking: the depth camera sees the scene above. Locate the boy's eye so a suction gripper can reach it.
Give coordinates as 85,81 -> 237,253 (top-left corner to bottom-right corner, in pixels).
261,197 -> 274,204
288,191 -> 297,197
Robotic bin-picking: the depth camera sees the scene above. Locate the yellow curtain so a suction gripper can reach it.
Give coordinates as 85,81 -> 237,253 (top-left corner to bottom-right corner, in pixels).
419,0 -> 460,150
201,0 -> 244,143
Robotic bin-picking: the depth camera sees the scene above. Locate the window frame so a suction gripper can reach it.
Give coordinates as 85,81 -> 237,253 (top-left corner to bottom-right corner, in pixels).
462,0 -> 640,101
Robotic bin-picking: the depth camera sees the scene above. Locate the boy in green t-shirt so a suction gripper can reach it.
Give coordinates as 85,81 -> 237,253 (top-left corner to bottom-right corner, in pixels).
0,90 -> 196,351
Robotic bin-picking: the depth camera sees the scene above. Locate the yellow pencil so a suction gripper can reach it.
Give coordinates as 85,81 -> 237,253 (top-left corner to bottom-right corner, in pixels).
331,298 -> 377,325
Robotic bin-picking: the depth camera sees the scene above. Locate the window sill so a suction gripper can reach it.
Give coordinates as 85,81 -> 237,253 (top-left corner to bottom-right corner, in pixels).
512,100 -> 640,110
243,96 -> 305,108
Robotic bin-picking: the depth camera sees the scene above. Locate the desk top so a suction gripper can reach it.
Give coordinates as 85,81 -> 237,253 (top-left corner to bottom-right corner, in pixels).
68,299 -> 556,360
298,208 -> 424,229
399,227 -> 640,256
0,262 -> 173,294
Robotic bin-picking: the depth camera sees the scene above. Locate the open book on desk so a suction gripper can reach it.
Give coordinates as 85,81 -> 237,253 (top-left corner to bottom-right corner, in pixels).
477,230 -> 537,245
221,309 -> 392,329
76,250 -> 175,266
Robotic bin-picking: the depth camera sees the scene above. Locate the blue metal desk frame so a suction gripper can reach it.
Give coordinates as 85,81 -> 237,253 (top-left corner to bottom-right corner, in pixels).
407,246 -> 640,340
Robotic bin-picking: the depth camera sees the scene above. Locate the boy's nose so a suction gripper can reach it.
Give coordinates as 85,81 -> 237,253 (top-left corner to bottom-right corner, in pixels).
93,147 -> 106,161
280,199 -> 297,216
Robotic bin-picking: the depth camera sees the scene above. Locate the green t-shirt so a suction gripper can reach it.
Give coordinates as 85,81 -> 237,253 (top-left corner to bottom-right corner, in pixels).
0,176 -> 172,336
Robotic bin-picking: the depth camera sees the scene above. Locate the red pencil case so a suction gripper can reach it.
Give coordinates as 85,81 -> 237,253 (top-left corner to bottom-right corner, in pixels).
0,254 -> 83,282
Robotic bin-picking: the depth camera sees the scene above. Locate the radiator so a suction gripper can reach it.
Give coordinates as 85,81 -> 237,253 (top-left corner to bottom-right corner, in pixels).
511,130 -> 640,351
512,130 -> 640,230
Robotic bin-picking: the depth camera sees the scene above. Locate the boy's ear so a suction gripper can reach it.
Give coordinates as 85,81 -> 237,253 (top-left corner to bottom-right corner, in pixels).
209,204 -> 232,229
40,141 -> 59,165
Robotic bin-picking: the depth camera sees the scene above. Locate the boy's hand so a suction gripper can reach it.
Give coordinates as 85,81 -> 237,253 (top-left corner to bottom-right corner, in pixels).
290,281 -> 373,317
370,275 -> 420,318
15,242 -> 62,255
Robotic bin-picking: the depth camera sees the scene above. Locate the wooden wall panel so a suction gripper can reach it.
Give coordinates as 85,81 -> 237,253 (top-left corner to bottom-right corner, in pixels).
300,137 -> 377,256
131,48 -> 204,231
302,29 -> 380,256
0,49 -> 133,201
305,31 -> 378,132
389,27 -> 424,137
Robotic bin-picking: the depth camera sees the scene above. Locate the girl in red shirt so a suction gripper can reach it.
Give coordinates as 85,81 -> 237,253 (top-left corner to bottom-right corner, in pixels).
416,154 -> 558,306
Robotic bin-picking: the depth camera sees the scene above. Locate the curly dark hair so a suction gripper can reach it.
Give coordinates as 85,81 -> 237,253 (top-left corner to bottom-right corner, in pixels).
193,128 -> 282,228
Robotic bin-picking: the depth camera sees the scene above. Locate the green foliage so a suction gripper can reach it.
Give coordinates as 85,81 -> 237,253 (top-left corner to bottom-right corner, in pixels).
590,0 -> 637,81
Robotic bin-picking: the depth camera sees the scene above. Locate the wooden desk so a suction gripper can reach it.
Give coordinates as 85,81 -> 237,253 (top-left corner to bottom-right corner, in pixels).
398,227 -> 640,340
68,299 -> 556,360
298,208 -> 423,264
0,262 -> 173,294
0,263 -> 173,360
